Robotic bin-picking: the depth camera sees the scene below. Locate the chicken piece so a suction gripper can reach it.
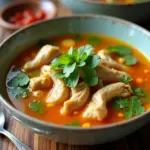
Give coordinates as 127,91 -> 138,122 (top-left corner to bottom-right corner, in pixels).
96,65 -> 129,83
83,82 -> 132,121
98,50 -> 126,70
41,65 -> 70,105
23,45 -> 60,71
29,73 -> 52,91
61,82 -> 90,115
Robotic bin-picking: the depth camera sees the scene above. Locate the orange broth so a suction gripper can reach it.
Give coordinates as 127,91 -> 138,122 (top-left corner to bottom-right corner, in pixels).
99,0 -> 134,4
6,34 -> 150,127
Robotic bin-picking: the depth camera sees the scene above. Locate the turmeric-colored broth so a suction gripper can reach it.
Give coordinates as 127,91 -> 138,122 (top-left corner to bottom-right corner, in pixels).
100,0 -> 132,3
6,34 -> 150,127
98,0 -> 140,4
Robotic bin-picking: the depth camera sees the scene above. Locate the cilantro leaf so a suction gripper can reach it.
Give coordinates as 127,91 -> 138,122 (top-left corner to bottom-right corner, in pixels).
113,96 -> 145,119
123,108 -> 132,119
64,69 -> 79,88
9,87 -> 28,99
107,45 -> 131,56
51,54 -> 73,69
120,75 -> 133,84
50,45 -> 99,88
71,121 -> 80,126
124,96 -> 145,118
71,49 -> 80,62
65,121 -> 80,126
7,72 -> 29,99
53,72 -> 65,78
50,58 -> 60,69
80,52 -> 88,61
73,35 -> 82,41
68,47 -> 73,55
88,36 -> 101,45
78,45 -> 93,56
8,72 -> 29,88
78,61 -> 86,67
123,55 -> 137,65
63,63 -> 76,77
132,106 -> 145,116
132,87 -> 145,97
113,98 -> 129,110
29,100 -> 45,114
130,96 -> 142,106
85,55 -> 100,68
82,66 -> 99,86
59,54 -> 73,65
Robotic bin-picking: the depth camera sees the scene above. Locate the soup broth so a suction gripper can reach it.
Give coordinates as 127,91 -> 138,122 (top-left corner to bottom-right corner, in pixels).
6,34 -> 150,127
98,0 -> 144,3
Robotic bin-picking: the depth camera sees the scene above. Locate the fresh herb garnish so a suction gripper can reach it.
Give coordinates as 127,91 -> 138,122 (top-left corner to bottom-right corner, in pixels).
113,98 -> 129,110
107,45 -> 131,56
120,75 -> 133,84
9,87 -> 28,98
113,96 -> 145,119
8,72 -> 29,88
73,35 -> 83,41
53,72 -> 65,78
86,55 -> 101,68
107,45 -> 137,66
88,36 -> 101,45
7,72 -> 30,98
51,44 -> 100,88
123,55 -> 137,65
82,66 -> 99,86
132,87 -> 146,97
64,68 -> 79,88
65,121 -> 80,127
29,100 -> 45,114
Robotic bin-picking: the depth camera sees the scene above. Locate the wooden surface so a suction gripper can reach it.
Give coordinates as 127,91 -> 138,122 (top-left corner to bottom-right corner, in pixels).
0,2 -> 150,150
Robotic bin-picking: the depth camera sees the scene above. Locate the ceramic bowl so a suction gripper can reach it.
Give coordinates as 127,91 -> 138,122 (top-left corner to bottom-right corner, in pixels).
59,0 -> 150,22
0,15 -> 150,145
0,0 -> 57,31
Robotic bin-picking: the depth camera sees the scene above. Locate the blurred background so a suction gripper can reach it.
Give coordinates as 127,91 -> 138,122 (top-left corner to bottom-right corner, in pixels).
0,0 -> 58,8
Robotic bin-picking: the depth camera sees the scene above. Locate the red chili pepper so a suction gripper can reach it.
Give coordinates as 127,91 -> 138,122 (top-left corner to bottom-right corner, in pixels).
23,9 -> 34,17
36,10 -> 46,20
15,12 -> 23,21
9,9 -> 46,26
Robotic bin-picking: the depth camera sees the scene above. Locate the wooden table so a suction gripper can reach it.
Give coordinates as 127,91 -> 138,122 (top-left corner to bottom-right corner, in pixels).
0,3 -> 150,150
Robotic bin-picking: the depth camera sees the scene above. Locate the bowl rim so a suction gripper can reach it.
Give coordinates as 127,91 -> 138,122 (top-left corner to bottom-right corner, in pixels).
0,0 -> 57,30
0,14 -> 150,131
83,0 -> 150,6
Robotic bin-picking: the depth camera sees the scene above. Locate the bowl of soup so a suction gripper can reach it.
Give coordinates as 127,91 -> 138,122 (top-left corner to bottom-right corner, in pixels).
0,15 -> 150,145
59,0 -> 150,22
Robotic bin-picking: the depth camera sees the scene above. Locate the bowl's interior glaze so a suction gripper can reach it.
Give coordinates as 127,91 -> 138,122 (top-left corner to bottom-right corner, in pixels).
0,15 -> 150,126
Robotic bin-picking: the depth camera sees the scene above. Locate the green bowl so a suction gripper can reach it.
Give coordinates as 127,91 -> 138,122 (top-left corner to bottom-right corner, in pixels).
0,15 -> 150,145
59,0 -> 150,22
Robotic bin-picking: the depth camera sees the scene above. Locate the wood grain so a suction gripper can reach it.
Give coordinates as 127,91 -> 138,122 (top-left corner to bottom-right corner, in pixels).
0,2 -> 150,150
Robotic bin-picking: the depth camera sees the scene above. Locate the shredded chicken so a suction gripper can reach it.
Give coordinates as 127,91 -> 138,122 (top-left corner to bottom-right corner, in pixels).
61,82 -> 90,115
23,45 -> 60,71
98,50 -> 126,70
96,65 -> 129,83
41,65 -> 70,105
29,73 -> 52,91
83,82 -> 132,121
